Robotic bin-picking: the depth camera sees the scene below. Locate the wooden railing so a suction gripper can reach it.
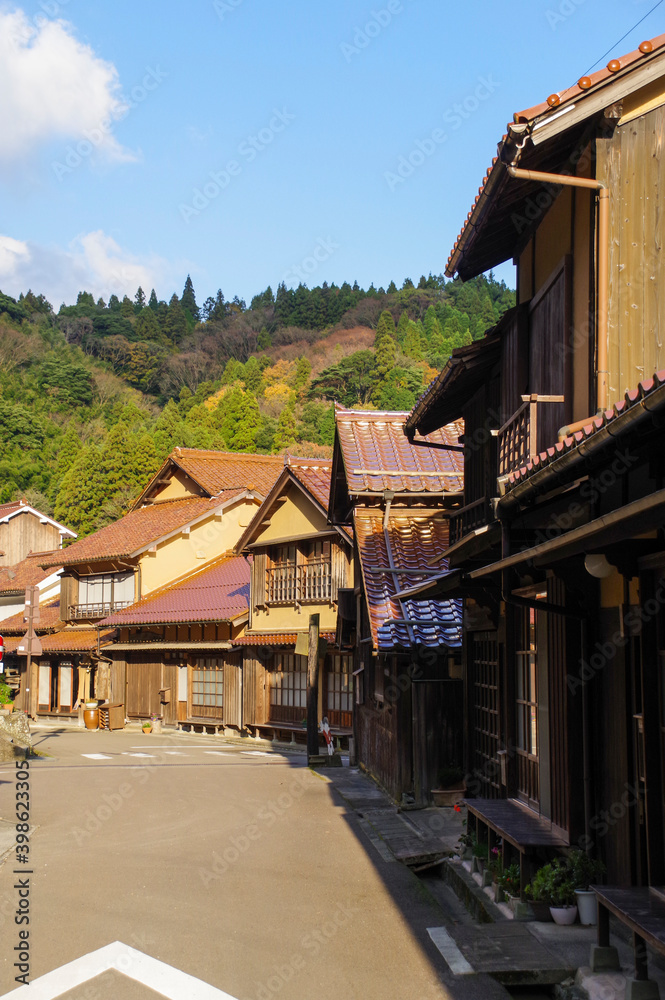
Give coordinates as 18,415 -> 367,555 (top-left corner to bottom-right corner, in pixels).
267,561 -> 332,604
69,600 -> 133,620
449,497 -> 492,544
497,394 -> 564,477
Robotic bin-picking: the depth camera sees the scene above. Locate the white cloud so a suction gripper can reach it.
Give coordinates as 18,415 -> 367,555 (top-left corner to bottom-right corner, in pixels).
0,230 -> 188,305
0,8 -> 134,166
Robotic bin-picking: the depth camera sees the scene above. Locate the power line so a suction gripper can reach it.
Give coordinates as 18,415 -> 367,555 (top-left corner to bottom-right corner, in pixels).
584,0 -> 665,75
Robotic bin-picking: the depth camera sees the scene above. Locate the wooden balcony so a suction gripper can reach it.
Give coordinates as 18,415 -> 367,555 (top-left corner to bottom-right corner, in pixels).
266,561 -> 332,605
69,600 -> 133,620
497,394 -> 565,478
449,497 -> 493,545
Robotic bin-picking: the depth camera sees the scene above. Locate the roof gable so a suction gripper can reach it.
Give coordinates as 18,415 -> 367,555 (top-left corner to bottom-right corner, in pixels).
446,33 -> 665,280
235,461 -> 350,552
329,407 -> 464,523
136,448 -> 284,506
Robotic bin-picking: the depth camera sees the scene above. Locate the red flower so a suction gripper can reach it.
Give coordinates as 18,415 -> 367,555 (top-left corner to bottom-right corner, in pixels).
454,804 -> 461,812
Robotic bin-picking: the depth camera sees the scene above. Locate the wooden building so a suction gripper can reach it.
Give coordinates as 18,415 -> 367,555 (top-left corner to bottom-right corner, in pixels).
31,448 -> 283,721
99,554 -> 249,729
235,458 -> 354,744
0,500 -> 75,569
328,407 -> 465,804
404,33 -> 665,980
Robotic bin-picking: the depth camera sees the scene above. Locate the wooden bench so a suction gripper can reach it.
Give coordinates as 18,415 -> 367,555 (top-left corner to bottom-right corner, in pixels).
466,797 -> 569,894
593,885 -> 665,996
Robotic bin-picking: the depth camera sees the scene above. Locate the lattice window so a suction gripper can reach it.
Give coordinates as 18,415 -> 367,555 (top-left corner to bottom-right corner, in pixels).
191,657 -> 224,717
471,632 -> 501,798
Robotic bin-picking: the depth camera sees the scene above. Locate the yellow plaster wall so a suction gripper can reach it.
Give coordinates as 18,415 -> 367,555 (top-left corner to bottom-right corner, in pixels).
619,77 -> 665,125
533,187 -> 572,294
151,469 -> 200,501
571,185 -> 592,420
139,498 -> 259,595
258,484 -> 328,541
251,601 -> 339,632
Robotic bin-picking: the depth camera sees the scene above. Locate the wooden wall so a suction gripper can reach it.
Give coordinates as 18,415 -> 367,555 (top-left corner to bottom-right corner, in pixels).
0,514 -> 62,567
599,105 -> 665,399
242,653 -> 266,726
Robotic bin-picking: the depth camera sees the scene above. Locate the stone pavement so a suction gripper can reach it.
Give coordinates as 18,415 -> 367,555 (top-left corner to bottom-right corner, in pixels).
325,764 -> 665,997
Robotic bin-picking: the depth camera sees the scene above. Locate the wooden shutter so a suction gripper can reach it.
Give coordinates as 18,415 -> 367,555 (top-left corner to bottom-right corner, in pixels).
331,542 -> 349,598
223,654 -> 242,727
251,551 -> 267,609
59,574 -> 78,621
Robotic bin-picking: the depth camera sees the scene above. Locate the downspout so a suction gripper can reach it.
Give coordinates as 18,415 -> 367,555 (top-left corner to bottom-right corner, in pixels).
505,166 -> 609,412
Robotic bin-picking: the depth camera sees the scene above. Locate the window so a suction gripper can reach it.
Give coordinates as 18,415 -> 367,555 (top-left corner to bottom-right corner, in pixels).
326,654 -> 353,728
266,546 -> 297,603
516,606 -> 539,805
300,540 -> 332,601
74,572 -> 134,617
191,657 -> 224,718
269,653 -> 307,722
265,541 -> 333,605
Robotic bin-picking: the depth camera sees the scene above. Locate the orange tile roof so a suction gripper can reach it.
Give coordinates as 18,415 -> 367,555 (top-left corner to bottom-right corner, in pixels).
354,509 -> 462,651
287,459 -> 333,510
0,553 -> 61,595
7,628 -> 114,654
39,496 -> 230,568
506,369 -> 665,490
0,598 -> 62,634
335,407 -> 464,495
171,448 -> 284,497
234,632 -> 336,646
446,33 -> 665,279
98,555 -> 250,626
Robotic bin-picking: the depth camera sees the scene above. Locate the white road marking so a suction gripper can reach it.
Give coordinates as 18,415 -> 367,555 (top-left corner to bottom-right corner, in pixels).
122,752 -> 156,758
1,940 -> 239,999
163,751 -> 187,755
81,754 -> 113,760
130,745 -> 222,749
427,927 -> 475,975
241,750 -> 272,756
204,751 -> 232,756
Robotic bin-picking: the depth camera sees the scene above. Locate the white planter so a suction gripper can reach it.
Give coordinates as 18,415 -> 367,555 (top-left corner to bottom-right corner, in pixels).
575,889 -> 598,925
549,904 -> 578,925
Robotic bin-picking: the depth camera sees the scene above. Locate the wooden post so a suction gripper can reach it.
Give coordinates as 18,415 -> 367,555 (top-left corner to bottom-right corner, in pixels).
27,652 -> 35,719
306,613 -> 320,760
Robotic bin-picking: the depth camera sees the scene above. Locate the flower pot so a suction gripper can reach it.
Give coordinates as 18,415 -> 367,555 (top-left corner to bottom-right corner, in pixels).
84,708 -> 99,730
575,889 -> 598,925
142,725 -> 152,735
549,904 -> 578,925
431,786 -> 466,807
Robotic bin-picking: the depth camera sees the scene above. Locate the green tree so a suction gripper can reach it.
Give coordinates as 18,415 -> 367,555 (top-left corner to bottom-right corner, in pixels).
219,387 -> 260,451
134,307 -> 162,342
121,295 -> 134,319
164,294 -> 187,343
54,442 -> 105,535
148,288 -> 159,311
180,275 -> 200,324
134,286 -> 146,312
272,406 -> 297,452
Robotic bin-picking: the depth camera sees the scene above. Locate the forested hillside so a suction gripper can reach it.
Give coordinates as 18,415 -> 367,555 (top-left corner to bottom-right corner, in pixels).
0,272 -> 514,536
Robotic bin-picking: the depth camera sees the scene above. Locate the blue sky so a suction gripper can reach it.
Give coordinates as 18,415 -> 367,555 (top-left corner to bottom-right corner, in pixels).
0,0 -> 661,307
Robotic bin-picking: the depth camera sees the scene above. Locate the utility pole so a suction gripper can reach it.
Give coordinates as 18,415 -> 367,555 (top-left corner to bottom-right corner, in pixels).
17,586 -> 41,718
306,613 -> 320,761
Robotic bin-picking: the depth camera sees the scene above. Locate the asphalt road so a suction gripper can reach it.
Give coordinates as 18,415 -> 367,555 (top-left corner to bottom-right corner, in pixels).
0,726 -> 510,1000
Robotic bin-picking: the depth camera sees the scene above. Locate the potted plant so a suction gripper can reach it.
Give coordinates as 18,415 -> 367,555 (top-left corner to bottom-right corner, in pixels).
0,680 -> 14,715
524,864 -> 554,921
456,826 -> 474,861
431,764 -> 466,807
141,720 -> 152,735
568,849 -> 605,925
547,860 -> 578,924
